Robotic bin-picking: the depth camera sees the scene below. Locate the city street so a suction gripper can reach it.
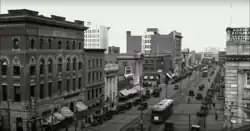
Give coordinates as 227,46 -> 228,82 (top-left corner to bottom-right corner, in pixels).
84,70 -> 200,131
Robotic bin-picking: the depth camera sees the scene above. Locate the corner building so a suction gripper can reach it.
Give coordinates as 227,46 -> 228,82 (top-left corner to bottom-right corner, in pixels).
0,9 -> 88,131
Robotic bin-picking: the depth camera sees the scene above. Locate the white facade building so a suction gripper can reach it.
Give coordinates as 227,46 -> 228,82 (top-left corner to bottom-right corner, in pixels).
141,28 -> 159,54
84,22 -> 110,53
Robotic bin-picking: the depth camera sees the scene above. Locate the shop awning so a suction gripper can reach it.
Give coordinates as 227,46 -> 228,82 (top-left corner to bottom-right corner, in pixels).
128,88 -> 138,94
53,112 -> 65,121
60,107 -> 74,118
76,101 -> 88,112
120,89 -> 129,96
133,86 -> 145,91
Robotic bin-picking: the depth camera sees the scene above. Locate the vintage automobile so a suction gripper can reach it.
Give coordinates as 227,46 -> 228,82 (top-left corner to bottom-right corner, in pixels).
164,121 -> 174,131
137,102 -> 148,111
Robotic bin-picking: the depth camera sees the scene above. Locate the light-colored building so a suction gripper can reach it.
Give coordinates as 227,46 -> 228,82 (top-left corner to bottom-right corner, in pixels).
104,63 -> 119,111
141,28 -> 159,54
224,27 -> 250,128
84,22 -> 110,53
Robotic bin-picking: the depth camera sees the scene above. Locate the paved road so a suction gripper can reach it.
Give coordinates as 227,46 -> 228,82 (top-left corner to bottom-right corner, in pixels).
83,70 -> 200,131
138,66 -> 223,131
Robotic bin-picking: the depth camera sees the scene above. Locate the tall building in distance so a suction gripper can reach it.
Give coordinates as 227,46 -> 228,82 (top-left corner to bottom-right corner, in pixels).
84,22 -> 110,53
108,46 -> 120,54
224,27 -> 250,128
126,28 -> 183,74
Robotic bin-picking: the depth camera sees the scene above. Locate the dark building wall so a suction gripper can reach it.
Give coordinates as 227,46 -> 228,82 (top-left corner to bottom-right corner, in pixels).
0,9 -> 87,130
84,49 -> 105,106
218,51 -> 226,65
151,34 -> 174,55
108,46 -> 120,54
126,31 -> 142,53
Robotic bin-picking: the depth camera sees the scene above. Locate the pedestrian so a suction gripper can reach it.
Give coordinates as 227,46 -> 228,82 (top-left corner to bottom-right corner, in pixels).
215,113 -> 218,120
213,102 -> 216,108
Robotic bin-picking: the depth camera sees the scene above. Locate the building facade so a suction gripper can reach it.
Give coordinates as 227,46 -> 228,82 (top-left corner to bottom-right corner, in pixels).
224,27 -> 250,128
126,31 -> 142,54
0,9 -> 87,131
84,22 -> 110,53
104,64 -> 119,111
218,51 -> 226,66
108,46 -> 120,54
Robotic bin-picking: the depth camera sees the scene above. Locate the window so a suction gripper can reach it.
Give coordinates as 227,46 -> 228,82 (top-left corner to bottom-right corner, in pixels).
96,72 -> 99,80
92,72 -> 95,82
88,72 -> 91,83
13,38 -> 19,49
58,40 -> 62,49
145,60 -> 148,63
78,62 -> 82,70
123,61 -> 128,66
88,60 -> 91,68
87,90 -> 90,100
30,85 -> 35,98
100,72 -> 103,80
30,66 -> 36,76
66,41 -> 70,49
66,58 -> 70,71
92,59 -> 95,68
57,81 -> 62,94
48,39 -> 52,49
92,89 -> 94,99
40,38 -> 44,49
2,85 -> 7,101
58,58 -> 63,73
78,77 -> 82,89
39,59 -> 45,75
48,59 -> 53,74
96,59 -> 99,68
99,88 -> 102,93
78,42 -> 82,49
48,82 -> 52,97
40,84 -> 44,99
14,86 -> 21,102
30,39 -> 35,49
96,89 -> 98,97
100,59 -> 103,67
1,60 -> 8,76
73,78 -> 76,90
72,41 -> 76,50
67,79 -> 70,92
13,66 -> 20,76
73,58 -> 77,70
247,72 -> 250,86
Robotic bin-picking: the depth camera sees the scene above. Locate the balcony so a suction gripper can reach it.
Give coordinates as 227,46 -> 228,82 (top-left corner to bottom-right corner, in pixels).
104,63 -> 119,73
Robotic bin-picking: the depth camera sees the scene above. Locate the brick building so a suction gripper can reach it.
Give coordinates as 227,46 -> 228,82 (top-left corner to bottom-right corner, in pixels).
0,9 -> 89,131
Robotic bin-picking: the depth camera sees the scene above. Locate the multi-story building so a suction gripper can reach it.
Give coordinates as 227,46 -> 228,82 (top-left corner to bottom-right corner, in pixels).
104,63 -> 119,111
84,49 -> 106,115
218,51 -> 226,66
108,46 -> 120,54
127,29 -> 183,75
224,27 -> 250,128
84,22 -> 110,53
0,9 -> 88,131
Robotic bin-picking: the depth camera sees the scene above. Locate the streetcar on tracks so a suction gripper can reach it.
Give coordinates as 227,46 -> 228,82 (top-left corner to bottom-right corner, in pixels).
151,99 -> 174,124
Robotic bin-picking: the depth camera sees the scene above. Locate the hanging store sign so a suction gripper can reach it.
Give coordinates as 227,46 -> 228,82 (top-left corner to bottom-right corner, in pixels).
230,28 -> 250,41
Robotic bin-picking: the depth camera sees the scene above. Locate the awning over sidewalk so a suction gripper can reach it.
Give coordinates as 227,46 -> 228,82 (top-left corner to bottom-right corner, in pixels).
120,89 -> 129,96
60,107 -> 74,118
128,88 -> 138,94
133,86 -> 145,91
76,101 -> 88,112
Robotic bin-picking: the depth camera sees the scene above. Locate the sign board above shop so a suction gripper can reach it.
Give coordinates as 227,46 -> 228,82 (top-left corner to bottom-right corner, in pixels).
230,27 -> 250,41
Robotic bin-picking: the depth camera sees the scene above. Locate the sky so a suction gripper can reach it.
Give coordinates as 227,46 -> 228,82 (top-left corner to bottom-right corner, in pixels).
1,0 -> 249,53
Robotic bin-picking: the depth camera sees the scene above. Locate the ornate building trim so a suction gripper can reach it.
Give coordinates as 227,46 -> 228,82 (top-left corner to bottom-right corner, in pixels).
226,55 -> 250,61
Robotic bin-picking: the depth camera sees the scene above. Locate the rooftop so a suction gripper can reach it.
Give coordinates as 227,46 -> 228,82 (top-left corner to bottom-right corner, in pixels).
0,9 -> 88,30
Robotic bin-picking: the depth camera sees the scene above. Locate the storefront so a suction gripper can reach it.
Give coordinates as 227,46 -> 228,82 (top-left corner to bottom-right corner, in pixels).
143,73 -> 160,88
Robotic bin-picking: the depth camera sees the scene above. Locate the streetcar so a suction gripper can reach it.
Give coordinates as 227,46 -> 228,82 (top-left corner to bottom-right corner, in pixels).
151,99 -> 174,124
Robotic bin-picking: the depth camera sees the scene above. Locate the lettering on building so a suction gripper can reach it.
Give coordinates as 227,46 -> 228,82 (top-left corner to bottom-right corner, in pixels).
230,28 -> 250,41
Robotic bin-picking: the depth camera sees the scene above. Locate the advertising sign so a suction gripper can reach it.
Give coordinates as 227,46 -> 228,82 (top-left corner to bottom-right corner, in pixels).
125,66 -> 132,75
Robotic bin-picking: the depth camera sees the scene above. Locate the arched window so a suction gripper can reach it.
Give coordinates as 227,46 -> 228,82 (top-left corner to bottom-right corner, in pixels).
1,60 -> 8,76
78,42 -> 82,49
58,58 -> 63,73
72,41 -> 75,50
30,38 -> 35,49
13,38 -> 19,49
40,38 -> 44,49
48,39 -> 52,49
58,40 -> 62,49
78,61 -> 82,70
39,59 -> 45,75
73,58 -> 77,70
48,59 -> 53,74
66,58 -> 70,71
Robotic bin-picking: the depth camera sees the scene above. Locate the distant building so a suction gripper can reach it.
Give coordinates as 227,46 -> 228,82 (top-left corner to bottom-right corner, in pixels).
126,29 -> 183,75
224,27 -> 250,128
218,51 -> 226,66
108,46 -> 120,54
84,22 -> 110,53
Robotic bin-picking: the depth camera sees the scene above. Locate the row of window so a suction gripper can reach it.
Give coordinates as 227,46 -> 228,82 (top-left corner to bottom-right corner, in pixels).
88,58 -> 103,69
0,57 -> 83,76
85,34 -> 100,38
87,88 -> 102,100
144,45 -> 151,48
12,37 -> 83,50
1,77 -> 82,101
85,39 -> 100,42
85,29 -> 100,33
143,67 -> 154,71
105,61 -> 118,65
144,60 -> 154,64
88,71 -> 103,84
